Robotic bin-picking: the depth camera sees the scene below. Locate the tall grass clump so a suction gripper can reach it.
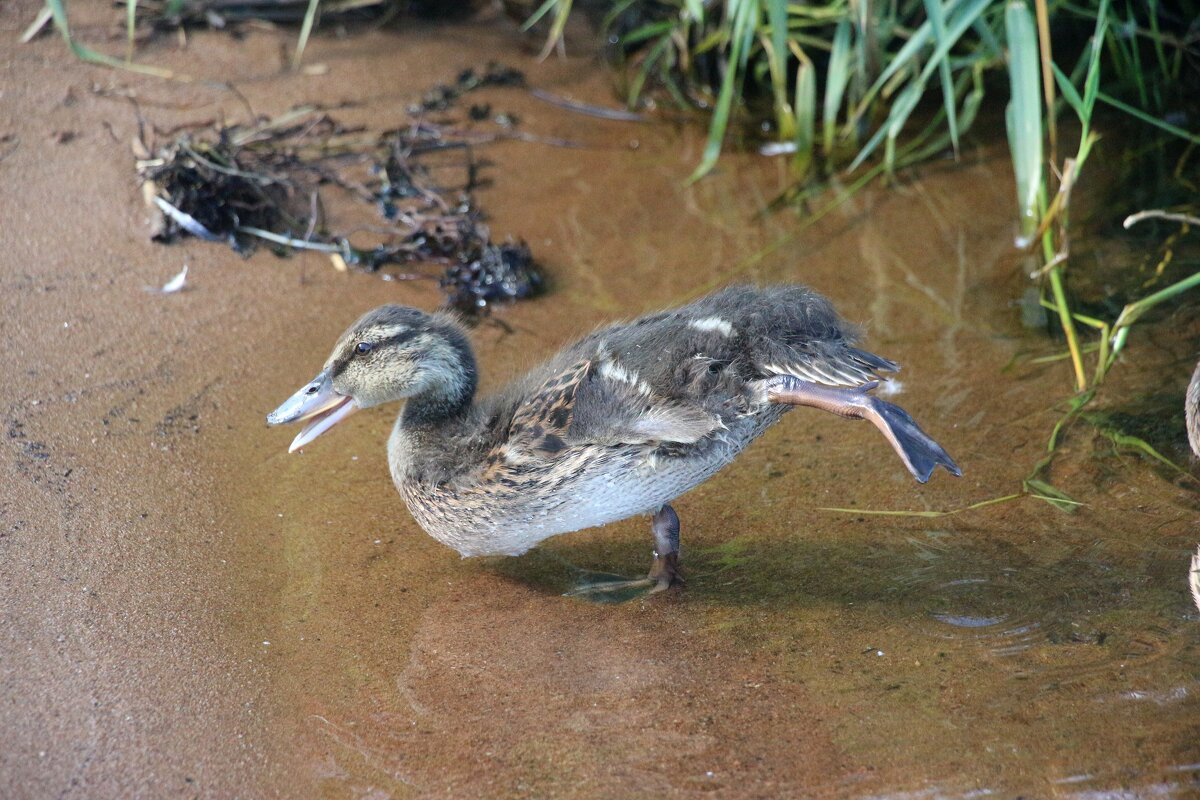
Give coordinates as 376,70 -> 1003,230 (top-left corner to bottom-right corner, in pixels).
571,0 -> 1008,182
539,1 -> 1196,182
1000,0 -> 1200,499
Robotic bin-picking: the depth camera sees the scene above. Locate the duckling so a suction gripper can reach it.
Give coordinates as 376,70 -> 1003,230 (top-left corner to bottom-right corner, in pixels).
268,285 -> 960,592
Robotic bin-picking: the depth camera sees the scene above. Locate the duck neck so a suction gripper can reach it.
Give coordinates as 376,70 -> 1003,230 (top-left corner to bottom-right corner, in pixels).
400,328 -> 478,430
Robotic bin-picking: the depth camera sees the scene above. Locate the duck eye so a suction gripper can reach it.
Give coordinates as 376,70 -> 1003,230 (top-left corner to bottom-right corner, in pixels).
355,341 -> 373,355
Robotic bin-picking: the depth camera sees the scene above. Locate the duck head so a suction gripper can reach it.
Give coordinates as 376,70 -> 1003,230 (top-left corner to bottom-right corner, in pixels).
267,305 -> 477,452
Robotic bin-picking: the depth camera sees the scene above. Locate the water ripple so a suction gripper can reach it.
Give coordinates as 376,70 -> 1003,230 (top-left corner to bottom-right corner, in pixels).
898,535 -> 1199,676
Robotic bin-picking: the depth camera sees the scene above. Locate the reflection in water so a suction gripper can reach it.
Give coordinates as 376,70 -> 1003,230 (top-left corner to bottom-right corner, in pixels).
900,536 -> 1046,656
897,532 -> 1200,691
928,579 -> 1010,628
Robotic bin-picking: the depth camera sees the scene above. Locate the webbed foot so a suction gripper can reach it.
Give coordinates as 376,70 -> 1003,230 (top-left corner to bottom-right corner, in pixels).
648,551 -> 685,593
565,504 -> 686,602
762,375 -> 961,482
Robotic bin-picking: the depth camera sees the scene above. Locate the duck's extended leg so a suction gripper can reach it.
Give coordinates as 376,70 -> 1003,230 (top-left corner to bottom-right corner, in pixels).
760,375 -> 961,483
647,504 -> 683,592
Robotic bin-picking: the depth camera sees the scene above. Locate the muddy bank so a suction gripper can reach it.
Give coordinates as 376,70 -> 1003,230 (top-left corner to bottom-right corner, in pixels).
2,3 -> 1198,798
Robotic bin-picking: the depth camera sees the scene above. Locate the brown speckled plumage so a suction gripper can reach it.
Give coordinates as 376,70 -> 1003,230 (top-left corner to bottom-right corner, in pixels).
271,285 -> 961,584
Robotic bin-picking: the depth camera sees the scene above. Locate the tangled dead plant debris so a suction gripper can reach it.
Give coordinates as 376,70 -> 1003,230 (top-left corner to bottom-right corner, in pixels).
136,66 -> 544,315
412,63 -> 526,114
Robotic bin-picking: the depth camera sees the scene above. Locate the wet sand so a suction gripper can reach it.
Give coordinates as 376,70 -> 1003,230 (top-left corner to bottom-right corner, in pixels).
2,3 -> 1199,797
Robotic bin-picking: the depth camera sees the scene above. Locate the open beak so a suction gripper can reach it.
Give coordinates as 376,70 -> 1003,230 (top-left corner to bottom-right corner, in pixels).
267,371 -> 359,453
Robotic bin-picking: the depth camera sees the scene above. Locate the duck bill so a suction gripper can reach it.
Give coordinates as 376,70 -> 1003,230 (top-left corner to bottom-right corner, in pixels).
267,371 -> 359,453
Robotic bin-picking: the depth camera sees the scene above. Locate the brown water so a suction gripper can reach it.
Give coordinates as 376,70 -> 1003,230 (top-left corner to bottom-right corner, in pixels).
2,4 -> 1198,798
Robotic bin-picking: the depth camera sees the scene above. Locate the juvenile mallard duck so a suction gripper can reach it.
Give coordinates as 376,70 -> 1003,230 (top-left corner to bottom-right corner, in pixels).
268,285 -> 960,591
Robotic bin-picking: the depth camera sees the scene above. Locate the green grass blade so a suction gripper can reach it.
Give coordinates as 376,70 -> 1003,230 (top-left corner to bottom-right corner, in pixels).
1051,63 -> 1085,120
1110,268 -> 1200,332
46,0 -> 179,79
884,80 -> 924,172
1096,92 -> 1200,145
292,0 -> 321,70
1005,0 -> 1042,242
957,61 -> 986,132
620,19 -> 675,46
845,0 -> 980,134
793,52 -> 816,172
823,19 -> 852,154
922,0 -> 960,157
1023,479 -> 1081,512
849,0 -> 991,171
847,117 -> 891,172
1081,0 -> 1108,120
521,0 -> 558,31
1090,423 -> 1190,475
914,0 -> 993,103
970,15 -> 1002,58
537,0 -> 573,60
767,0 -> 789,131
817,493 -> 1024,518
688,0 -> 757,182
762,16 -> 795,140
844,7 -> 940,131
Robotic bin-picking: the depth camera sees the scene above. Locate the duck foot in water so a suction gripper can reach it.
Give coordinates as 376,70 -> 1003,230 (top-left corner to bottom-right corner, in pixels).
566,505 -> 684,602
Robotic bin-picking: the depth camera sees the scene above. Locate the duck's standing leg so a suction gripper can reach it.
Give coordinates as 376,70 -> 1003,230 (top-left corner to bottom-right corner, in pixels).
563,504 -> 684,601
647,504 -> 684,592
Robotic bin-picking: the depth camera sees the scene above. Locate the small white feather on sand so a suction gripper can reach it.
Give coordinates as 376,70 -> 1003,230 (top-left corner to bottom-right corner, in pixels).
147,264 -> 188,294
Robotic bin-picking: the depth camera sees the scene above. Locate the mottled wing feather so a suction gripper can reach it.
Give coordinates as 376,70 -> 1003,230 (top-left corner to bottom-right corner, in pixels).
505,359 -> 593,458
570,354 -> 723,446
760,346 -> 899,387
572,379 -> 721,445
625,402 -> 722,444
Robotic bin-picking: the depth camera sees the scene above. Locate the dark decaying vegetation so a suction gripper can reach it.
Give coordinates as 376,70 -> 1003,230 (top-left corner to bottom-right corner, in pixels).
135,66 -> 544,315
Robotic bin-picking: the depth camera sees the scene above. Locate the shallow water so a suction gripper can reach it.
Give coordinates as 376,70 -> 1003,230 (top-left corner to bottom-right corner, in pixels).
2,5 -> 1198,798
